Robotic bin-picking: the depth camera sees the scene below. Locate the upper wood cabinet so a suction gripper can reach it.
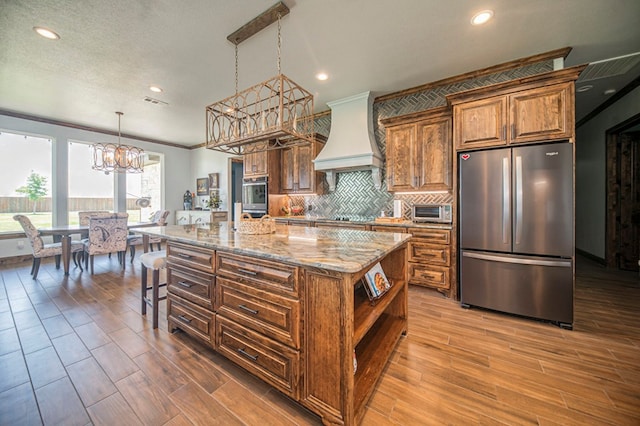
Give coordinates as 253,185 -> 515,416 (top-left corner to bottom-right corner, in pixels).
447,66 -> 586,151
243,142 -> 269,178
509,83 -> 573,144
280,136 -> 325,194
382,107 -> 452,192
243,142 -> 281,191
452,96 -> 508,149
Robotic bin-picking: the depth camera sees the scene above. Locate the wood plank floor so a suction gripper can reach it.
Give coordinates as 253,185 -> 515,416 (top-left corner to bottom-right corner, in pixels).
0,254 -> 638,425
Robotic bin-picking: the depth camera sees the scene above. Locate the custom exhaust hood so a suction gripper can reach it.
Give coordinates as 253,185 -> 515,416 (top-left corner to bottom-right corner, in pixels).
313,91 -> 383,191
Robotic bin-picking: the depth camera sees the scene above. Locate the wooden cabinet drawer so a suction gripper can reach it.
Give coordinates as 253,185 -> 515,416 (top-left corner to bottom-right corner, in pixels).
167,294 -> 214,345
372,225 -> 407,233
216,252 -> 299,297
216,317 -> 299,398
408,263 -> 450,289
409,242 -> 450,266
167,242 -> 215,273
288,220 -> 313,227
408,228 -> 451,245
210,211 -> 228,222
315,222 -> 367,231
167,263 -> 214,310
216,277 -> 300,349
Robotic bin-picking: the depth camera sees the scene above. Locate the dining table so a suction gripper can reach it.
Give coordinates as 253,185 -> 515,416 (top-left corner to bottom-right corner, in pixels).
38,222 -> 159,275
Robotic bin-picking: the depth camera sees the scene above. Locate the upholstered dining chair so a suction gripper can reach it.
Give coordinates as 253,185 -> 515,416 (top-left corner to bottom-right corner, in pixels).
13,215 -> 84,279
127,209 -> 170,262
83,213 -> 129,274
78,210 -> 110,238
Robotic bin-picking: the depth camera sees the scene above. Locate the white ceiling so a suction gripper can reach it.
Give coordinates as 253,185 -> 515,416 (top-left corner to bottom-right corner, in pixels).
1,0 -> 639,147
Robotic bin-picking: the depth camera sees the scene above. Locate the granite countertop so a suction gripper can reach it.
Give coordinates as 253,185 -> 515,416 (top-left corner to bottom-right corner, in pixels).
135,222 -> 411,274
275,215 -> 453,230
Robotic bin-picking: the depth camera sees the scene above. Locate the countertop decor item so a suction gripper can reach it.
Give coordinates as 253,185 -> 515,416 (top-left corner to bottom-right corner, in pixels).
205,2 -> 315,155
236,212 -> 275,235
91,112 -> 144,174
208,191 -> 221,209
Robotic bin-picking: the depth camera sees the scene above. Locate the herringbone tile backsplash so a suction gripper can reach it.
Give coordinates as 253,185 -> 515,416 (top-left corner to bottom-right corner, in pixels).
301,62 -> 553,220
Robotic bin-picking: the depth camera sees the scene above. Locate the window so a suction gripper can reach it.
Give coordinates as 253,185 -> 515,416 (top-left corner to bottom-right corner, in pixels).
68,141 -> 114,224
127,152 -> 163,222
0,131 -> 53,232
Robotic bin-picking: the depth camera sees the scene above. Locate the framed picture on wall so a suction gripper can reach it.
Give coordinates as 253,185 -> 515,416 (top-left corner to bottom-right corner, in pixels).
208,172 -> 219,189
196,177 -> 209,195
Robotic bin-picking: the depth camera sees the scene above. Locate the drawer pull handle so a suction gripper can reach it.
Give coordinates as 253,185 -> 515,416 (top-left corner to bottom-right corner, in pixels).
238,268 -> 258,276
177,315 -> 192,324
238,304 -> 259,315
237,348 -> 258,362
177,253 -> 193,259
178,281 -> 192,288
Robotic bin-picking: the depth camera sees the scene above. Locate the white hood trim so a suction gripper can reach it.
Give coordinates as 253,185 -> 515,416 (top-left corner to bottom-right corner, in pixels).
313,91 -> 383,191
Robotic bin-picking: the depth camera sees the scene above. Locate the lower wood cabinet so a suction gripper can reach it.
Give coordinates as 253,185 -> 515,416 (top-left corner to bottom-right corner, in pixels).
373,225 -> 453,296
167,294 -> 214,344
216,316 -> 300,398
407,227 -> 452,296
215,276 -> 301,349
165,239 -> 409,426
315,222 -> 367,231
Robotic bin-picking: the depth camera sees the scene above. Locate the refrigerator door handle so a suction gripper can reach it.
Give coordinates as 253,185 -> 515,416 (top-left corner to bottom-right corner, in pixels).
515,155 -> 523,245
463,251 -> 572,268
502,157 -> 510,244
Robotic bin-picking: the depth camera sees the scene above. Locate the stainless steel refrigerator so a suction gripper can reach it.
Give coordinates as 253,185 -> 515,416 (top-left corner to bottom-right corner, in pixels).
459,142 -> 574,329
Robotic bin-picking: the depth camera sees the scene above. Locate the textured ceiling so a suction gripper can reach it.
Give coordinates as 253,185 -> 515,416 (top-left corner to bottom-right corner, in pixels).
1,0 -> 639,147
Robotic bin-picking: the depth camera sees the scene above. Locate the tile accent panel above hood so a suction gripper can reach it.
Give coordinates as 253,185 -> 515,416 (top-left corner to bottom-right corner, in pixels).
313,91 -> 383,191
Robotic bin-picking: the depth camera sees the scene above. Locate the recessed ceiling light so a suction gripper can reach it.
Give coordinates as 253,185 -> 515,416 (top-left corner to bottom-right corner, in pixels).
315,72 -> 328,81
577,85 -> 593,92
33,26 -> 60,40
471,10 -> 494,25
149,86 -> 163,93
603,89 -> 617,95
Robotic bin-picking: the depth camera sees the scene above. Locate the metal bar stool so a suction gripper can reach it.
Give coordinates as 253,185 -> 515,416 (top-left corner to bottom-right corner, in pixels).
140,250 -> 167,329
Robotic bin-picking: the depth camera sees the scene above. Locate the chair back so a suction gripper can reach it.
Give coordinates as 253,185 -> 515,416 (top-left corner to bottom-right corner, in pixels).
86,213 -> 129,255
151,210 -> 170,225
13,215 -> 44,254
78,211 -> 111,226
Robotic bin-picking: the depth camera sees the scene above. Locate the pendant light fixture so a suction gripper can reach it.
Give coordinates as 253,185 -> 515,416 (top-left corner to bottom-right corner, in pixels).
206,1 -> 315,155
91,112 -> 144,174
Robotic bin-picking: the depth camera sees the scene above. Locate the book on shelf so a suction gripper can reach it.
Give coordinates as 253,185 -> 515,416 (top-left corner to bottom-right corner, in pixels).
362,262 -> 392,301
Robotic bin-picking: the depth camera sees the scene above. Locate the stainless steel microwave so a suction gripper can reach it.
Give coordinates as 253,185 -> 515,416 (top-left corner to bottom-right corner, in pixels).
412,204 -> 452,223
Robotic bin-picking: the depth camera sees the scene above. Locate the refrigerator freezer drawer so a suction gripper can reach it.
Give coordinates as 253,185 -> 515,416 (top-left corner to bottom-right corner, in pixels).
460,251 -> 573,325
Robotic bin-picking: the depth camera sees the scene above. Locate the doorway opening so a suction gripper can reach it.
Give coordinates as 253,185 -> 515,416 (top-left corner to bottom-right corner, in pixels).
228,157 -> 243,220
606,112 -> 640,271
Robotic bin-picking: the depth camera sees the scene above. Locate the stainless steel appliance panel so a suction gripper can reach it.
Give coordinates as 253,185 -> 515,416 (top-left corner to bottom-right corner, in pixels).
512,143 -> 573,257
242,178 -> 267,213
460,250 -> 573,324
459,148 -> 512,252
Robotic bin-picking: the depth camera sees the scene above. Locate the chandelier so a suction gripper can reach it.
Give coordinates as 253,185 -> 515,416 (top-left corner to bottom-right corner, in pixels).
206,1 -> 315,155
91,112 -> 144,174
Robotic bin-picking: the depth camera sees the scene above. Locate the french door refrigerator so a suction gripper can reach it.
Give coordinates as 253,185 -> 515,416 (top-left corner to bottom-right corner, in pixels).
459,142 -> 574,329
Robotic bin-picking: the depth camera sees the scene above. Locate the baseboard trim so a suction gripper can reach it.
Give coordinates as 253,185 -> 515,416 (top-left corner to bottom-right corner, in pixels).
576,248 -> 606,265
0,254 -> 32,266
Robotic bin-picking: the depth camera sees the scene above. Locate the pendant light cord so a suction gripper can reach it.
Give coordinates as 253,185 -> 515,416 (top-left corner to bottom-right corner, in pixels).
234,44 -> 239,96
116,111 -> 123,146
277,13 -> 281,74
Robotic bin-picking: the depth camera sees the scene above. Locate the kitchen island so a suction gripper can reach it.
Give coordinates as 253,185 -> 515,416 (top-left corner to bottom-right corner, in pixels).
135,222 -> 411,426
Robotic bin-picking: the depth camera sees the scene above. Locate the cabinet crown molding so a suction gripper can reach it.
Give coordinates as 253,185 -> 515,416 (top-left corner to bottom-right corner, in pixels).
446,65 -> 587,106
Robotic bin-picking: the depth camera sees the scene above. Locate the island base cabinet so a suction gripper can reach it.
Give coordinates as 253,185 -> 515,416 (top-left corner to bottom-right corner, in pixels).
301,245 -> 408,426
167,294 -> 214,345
216,316 -> 300,399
